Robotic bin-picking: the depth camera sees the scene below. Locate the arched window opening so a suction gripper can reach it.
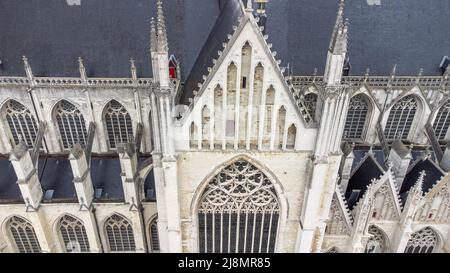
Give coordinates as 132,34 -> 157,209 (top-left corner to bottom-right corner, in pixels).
198,159 -> 280,253
190,122 -> 198,149
149,216 -> 160,253
364,226 -> 387,253
384,95 -> 418,141
8,216 -> 41,253
59,215 -> 90,253
3,100 -> 38,148
263,86 -> 275,149
344,94 -> 370,140
286,124 -> 296,149
104,214 -> 136,252
239,43 -> 252,148
54,100 -> 87,149
251,64 -> 264,148
276,106 -> 286,149
433,99 -> 450,141
214,85 -> 223,149
304,93 -> 318,119
404,227 -> 438,253
104,100 -> 133,149
202,106 -> 211,148
226,63 -> 237,148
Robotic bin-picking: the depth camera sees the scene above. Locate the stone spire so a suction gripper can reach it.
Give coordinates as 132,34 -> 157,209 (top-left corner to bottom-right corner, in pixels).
150,17 -> 157,53
329,0 -> 348,54
156,0 -> 168,52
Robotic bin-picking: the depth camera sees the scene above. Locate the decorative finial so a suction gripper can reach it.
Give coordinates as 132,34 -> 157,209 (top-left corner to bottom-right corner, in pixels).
156,0 -> 168,52
246,0 -> 253,11
391,64 -> 397,78
150,17 -> 157,53
412,170 -> 426,195
78,57 -> 87,81
130,58 -> 137,81
22,55 -> 33,80
364,68 -> 370,81
329,0 -> 348,54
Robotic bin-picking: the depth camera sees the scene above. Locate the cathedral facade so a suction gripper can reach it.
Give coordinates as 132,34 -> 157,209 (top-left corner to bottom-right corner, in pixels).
0,0 -> 449,253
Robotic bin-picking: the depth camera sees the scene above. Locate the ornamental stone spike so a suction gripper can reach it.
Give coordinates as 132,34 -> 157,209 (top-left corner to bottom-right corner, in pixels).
156,0 -> 168,52
150,17 -> 157,53
130,58 -> 137,81
78,57 -> 87,82
329,0 -> 348,54
22,55 -> 33,81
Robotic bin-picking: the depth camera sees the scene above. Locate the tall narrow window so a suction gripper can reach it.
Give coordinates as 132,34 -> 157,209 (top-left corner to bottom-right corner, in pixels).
251,63 -> 264,148
8,216 -> 41,253
303,93 -> 318,119
364,225 -> 387,253
263,86 -> 275,149
104,100 -> 133,149
384,95 -> 418,141
404,227 -> 438,253
286,124 -> 296,149
433,99 -> 450,141
344,94 -> 370,140
239,42 -> 252,148
59,215 -> 90,253
198,159 -> 280,253
227,62 -> 237,148
149,216 -> 160,253
104,214 -> 136,252
276,106 -> 286,149
3,100 -> 38,148
149,110 -> 155,152
214,85 -> 223,148
54,100 -> 87,149
190,122 -> 198,149
202,106 -> 211,148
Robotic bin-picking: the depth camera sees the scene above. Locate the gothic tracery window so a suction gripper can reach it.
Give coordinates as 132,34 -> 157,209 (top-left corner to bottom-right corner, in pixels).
104,214 -> 136,252
433,99 -> 450,141
54,100 -> 87,149
104,100 -> 133,149
149,216 -> 160,253
404,227 -> 438,253
198,159 -> 280,253
344,94 -> 369,140
8,216 -> 41,253
384,95 -> 418,141
364,225 -> 387,253
59,215 -> 90,253
303,93 -> 318,119
3,100 -> 38,148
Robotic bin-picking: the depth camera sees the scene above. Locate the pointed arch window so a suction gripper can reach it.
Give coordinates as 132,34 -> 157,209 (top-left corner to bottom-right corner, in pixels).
54,100 -> 87,149
190,122 -> 198,149
214,85 -> 223,148
149,216 -> 160,253
364,225 -> 387,253
276,106 -> 286,149
2,100 -> 38,148
433,99 -> 450,141
286,124 -> 297,149
59,215 -> 90,253
304,93 -> 318,118
404,227 -> 438,253
8,216 -> 41,253
263,86 -> 275,148
344,94 -> 370,140
104,214 -> 136,252
384,95 -> 418,141
202,105 -> 211,148
104,100 -> 133,149
198,159 -> 280,253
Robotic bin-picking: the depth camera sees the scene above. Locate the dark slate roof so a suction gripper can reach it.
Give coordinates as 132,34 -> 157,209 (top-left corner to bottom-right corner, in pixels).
0,0 -> 219,78
38,157 -> 76,202
266,0 -> 450,76
346,154 -> 384,208
180,0 -> 243,105
0,159 -> 21,202
351,149 -> 385,172
400,158 -> 445,195
91,157 -> 124,201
